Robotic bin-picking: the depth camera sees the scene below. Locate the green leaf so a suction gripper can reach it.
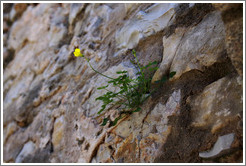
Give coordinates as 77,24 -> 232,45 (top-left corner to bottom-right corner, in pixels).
106,91 -> 113,95
148,67 -> 159,71
136,71 -> 142,75
97,85 -> 109,90
101,118 -> 109,126
155,76 -> 168,84
144,61 -> 158,68
108,80 -> 116,85
95,96 -> 105,101
169,71 -> 176,78
161,76 -> 168,83
116,71 -> 128,74
110,116 -> 122,126
130,59 -> 137,65
132,107 -> 141,113
97,105 -> 106,114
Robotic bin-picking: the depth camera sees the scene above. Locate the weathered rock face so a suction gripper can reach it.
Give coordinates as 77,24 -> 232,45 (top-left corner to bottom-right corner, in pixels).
3,3 -> 243,163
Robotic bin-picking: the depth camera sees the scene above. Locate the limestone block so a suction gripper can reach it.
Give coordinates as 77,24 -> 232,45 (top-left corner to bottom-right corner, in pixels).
170,11 -> 226,79
199,133 -> 235,158
115,3 -> 177,50
52,116 -> 65,150
188,76 -> 242,133
15,141 -> 36,163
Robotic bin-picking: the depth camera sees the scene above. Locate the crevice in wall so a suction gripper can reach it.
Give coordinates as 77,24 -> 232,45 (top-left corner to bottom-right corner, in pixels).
153,55 -> 238,163
163,3 -> 215,38
3,48 -> 15,69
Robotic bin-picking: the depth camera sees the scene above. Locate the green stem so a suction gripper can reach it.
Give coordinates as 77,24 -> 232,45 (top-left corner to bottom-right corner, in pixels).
105,88 -> 127,101
85,57 -> 114,80
133,52 -> 148,95
133,52 -> 143,75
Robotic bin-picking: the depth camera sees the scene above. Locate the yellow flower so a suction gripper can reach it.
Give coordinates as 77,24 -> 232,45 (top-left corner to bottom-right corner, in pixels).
73,48 -> 84,57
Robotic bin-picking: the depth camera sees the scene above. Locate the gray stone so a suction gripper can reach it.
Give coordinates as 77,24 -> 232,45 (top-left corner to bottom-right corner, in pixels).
188,76 -> 243,133
171,11 -> 226,78
115,3 -> 177,50
3,3 -> 242,163
15,141 -> 36,163
69,4 -> 85,25
156,11 -> 226,81
199,133 -> 235,158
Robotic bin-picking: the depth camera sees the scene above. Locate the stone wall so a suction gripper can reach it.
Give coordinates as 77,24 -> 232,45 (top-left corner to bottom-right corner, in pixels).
3,3 -> 243,163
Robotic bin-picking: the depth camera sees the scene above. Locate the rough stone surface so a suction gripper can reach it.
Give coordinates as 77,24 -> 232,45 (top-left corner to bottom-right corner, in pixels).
199,133 -> 235,158
213,3 -> 243,77
3,3 -> 243,163
154,11 -> 226,81
188,75 -> 243,133
15,141 -> 36,163
115,3 -> 177,50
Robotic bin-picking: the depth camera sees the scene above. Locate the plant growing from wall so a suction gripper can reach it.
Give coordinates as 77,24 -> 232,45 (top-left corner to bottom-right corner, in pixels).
74,48 -> 176,126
